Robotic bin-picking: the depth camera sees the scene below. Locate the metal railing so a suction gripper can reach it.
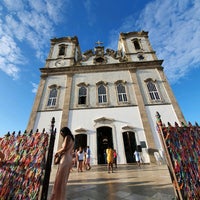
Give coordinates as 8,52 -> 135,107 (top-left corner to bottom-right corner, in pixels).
40,117 -> 56,200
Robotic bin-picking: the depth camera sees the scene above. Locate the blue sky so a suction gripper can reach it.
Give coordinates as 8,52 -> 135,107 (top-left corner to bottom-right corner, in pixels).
0,0 -> 200,137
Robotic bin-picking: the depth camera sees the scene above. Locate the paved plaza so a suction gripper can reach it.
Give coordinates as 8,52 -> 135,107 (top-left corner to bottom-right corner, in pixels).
47,164 -> 176,200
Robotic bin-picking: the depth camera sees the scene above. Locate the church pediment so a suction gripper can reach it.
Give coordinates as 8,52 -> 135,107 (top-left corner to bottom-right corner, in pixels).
96,80 -> 108,86
94,117 -> 114,124
81,46 -> 126,65
75,128 -> 87,133
144,78 -> 156,82
122,125 -> 135,131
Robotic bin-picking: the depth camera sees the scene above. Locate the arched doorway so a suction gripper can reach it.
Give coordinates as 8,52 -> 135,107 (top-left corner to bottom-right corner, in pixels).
74,134 -> 87,151
97,126 -> 113,164
122,131 -> 137,163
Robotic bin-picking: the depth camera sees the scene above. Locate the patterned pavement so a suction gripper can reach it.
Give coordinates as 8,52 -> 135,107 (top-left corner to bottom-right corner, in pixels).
48,164 -> 176,200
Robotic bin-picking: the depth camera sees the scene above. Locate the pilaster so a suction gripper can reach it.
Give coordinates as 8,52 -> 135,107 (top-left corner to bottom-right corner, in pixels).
26,77 -> 46,132
57,73 -> 73,149
129,69 -> 157,163
158,68 -> 186,124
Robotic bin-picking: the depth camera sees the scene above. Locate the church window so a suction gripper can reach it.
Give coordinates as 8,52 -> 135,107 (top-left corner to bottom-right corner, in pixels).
132,39 -> 141,51
78,86 -> 87,105
58,45 -> 66,56
98,84 -> 107,103
117,83 -> 128,102
146,81 -> 161,101
47,88 -> 58,107
134,40 -> 141,50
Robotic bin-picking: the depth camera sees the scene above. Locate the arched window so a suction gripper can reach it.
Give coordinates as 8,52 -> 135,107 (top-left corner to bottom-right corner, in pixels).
58,45 -> 66,56
146,81 -> 160,101
47,88 -> 58,107
78,86 -> 87,105
133,40 -> 141,50
98,84 -> 107,103
117,83 -> 128,102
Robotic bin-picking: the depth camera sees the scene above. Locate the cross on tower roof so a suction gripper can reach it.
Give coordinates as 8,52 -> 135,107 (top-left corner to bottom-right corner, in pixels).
95,40 -> 103,47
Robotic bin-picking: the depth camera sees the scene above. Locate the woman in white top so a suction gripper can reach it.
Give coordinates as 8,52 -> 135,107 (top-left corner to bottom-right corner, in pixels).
77,147 -> 84,172
134,150 -> 141,167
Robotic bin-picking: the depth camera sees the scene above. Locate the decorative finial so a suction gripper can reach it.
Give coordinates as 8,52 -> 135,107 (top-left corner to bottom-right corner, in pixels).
95,40 -> 103,47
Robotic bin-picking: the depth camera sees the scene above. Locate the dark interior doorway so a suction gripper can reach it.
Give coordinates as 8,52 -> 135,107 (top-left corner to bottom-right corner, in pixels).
74,134 -> 87,151
97,126 -> 113,164
122,131 -> 137,163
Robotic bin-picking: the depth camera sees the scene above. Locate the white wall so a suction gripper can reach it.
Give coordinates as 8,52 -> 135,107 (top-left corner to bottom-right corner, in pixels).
39,75 -> 67,110
71,71 -> 137,108
68,106 -> 150,165
33,110 -> 63,154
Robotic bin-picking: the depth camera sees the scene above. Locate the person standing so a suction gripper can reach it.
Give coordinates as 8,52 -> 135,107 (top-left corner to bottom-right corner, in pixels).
113,149 -> 118,168
49,127 -> 75,200
106,146 -> 114,173
134,149 -> 141,167
85,146 -> 91,170
77,147 -> 84,172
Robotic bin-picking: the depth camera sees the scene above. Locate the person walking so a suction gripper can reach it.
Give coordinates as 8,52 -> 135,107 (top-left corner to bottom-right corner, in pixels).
85,146 -> 91,170
134,149 -> 141,167
106,146 -> 114,173
49,127 -> 75,200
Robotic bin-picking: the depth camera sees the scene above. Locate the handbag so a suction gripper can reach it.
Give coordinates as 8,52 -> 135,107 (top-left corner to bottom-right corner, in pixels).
54,154 -> 62,165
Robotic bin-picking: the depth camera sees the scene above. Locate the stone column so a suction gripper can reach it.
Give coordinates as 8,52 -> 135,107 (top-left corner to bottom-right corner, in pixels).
26,77 -> 46,132
129,69 -> 156,163
57,73 -> 73,149
158,68 -> 186,124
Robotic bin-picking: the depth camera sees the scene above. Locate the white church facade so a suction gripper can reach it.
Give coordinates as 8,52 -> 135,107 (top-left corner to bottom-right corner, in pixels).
27,31 -> 186,165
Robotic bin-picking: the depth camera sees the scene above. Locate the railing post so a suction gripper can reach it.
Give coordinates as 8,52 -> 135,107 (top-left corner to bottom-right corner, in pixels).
40,117 -> 56,200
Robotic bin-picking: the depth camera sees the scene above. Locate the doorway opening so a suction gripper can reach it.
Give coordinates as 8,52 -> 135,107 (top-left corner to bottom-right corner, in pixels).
97,126 -> 113,164
74,134 -> 87,151
122,131 -> 137,163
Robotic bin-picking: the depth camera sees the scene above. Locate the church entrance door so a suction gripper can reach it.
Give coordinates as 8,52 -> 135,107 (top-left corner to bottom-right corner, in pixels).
122,131 -> 137,163
74,134 -> 87,151
97,126 -> 113,164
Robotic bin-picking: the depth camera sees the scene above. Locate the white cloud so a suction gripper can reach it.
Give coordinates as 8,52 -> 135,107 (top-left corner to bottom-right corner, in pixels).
2,0 -> 24,11
28,0 -> 46,13
83,0 -> 96,26
0,0 -> 69,79
0,58 -> 20,80
4,15 -> 26,41
45,0 -> 66,23
0,35 -> 24,79
30,82 -> 38,93
108,0 -> 200,84
136,0 -> 200,83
